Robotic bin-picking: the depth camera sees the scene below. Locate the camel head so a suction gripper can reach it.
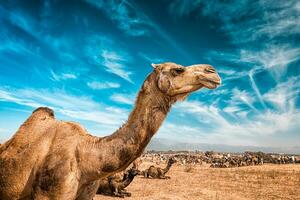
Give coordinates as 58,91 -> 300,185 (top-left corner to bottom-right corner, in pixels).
151,62 -> 221,100
168,157 -> 176,165
127,168 -> 140,176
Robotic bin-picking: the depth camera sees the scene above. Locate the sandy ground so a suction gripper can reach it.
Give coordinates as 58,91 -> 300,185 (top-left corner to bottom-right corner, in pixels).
95,163 -> 300,200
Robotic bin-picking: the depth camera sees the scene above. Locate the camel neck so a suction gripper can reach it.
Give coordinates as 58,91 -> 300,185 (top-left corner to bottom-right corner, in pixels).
163,162 -> 173,174
100,73 -> 172,172
121,173 -> 136,188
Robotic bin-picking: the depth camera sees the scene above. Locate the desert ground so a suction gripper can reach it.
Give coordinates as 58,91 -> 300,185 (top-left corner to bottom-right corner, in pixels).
95,162 -> 300,200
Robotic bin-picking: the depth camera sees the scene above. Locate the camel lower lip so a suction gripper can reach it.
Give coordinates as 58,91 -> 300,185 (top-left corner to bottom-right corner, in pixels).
208,81 -> 221,86
210,80 -> 221,85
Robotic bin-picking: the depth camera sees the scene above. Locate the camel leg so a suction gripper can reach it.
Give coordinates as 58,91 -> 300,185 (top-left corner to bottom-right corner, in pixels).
159,175 -> 170,179
120,190 -> 132,197
113,188 -> 125,198
76,181 -> 100,200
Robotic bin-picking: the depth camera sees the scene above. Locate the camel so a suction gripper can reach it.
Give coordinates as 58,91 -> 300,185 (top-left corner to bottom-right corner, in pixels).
96,167 -> 140,198
0,62 -> 221,200
142,157 -> 176,179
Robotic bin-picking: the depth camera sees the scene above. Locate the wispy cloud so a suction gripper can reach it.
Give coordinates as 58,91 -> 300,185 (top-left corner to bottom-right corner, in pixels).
1,1 -> 299,148
85,35 -> 133,83
101,50 -> 133,83
184,0 -> 300,43
263,76 -> 300,112
159,122 -> 203,141
168,0 -> 300,106
110,93 -> 135,105
231,88 -> 258,112
87,81 -> 120,90
85,0 -> 194,62
138,53 -> 165,64
85,0 -> 152,36
240,45 -> 300,80
0,89 -> 44,108
0,87 -> 128,127
248,69 -> 267,109
50,70 -> 77,81
172,99 -> 300,146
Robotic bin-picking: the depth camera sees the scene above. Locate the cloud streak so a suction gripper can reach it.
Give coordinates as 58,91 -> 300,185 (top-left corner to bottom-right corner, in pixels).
110,93 -> 135,105
85,0 -> 152,36
172,98 -> 300,147
84,35 -> 134,83
0,87 -> 128,127
87,81 -> 120,90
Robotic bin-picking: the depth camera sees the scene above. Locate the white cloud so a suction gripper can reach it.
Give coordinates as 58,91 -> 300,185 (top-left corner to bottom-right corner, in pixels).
110,93 -> 135,105
85,0 -> 193,62
0,89 -> 44,108
240,45 -> 300,80
205,0 -> 300,109
58,109 -> 127,126
263,76 -> 300,112
50,70 -> 77,81
87,81 -> 120,90
168,0 -> 300,83
174,100 -> 231,127
248,69 -> 267,109
223,106 -> 242,114
171,99 -> 300,147
101,50 -> 133,83
252,1 -> 300,40
191,0 -> 300,42
85,35 -> 133,83
0,87 -> 129,127
85,0 -> 152,36
231,88 -> 258,112
158,122 -> 202,140
138,53 -> 165,64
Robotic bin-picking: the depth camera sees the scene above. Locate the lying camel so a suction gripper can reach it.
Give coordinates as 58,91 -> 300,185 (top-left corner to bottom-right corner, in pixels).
97,167 -> 140,198
0,62 -> 221,199
143,157 -> 176,179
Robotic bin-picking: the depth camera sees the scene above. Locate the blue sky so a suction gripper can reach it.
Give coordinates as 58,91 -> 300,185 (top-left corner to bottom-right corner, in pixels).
0,0 -> 299,148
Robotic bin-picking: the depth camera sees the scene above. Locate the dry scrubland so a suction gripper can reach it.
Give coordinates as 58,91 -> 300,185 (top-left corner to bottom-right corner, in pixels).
95,163 -> 300,200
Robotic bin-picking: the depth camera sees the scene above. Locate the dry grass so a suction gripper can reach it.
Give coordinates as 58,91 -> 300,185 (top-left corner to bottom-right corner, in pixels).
183,163 -> 195,173
95,163 -> 300,200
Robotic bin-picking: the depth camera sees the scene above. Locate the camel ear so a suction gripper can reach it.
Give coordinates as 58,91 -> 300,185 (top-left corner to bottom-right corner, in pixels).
158,74 -> 171,93
151,63 -> 159,68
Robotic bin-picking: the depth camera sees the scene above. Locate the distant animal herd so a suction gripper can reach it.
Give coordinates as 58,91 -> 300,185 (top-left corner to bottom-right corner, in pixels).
95,150 -> 299,198
143,151 -> 300,168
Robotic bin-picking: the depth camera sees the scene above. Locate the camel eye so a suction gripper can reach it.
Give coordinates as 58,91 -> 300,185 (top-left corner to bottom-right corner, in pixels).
172,68 -> 185,76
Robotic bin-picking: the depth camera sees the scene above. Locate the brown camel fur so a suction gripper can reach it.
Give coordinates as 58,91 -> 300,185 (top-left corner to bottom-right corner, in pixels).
0,62 -> 221,200
97,167 -> 140,198
143,157 -> 175,179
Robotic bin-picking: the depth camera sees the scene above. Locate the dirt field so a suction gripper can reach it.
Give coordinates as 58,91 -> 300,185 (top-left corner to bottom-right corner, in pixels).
95,163 -> 300,200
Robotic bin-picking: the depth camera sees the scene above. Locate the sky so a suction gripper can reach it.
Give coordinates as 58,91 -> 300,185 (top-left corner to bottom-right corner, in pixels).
0,0 -> 299,149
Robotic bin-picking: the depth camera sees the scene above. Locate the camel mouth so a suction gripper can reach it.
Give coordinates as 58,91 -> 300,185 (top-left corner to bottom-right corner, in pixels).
204,78 -> 221,89
209,80 -> 221,85
209,81 -> 221,88
205,77 -> 221,85
201,79 -> 221,89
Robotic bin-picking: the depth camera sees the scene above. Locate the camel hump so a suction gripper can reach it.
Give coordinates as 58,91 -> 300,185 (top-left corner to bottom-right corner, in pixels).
0,107 -> 57,155
32,107 -> 55,118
